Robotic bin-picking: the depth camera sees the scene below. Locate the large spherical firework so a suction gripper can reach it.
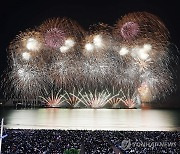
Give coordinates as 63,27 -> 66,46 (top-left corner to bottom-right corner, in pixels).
113,20 -> 171,88
114,12 -> 169,44
39,18 -> 66,49
39,18 -> 85,51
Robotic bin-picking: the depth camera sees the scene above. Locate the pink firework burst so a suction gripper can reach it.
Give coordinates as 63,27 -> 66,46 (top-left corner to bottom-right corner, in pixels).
121,21 -> 139,40
44,28 -> 66,48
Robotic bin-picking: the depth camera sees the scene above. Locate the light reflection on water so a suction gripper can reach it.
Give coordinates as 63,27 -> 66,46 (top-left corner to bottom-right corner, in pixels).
1,108 -> 180,131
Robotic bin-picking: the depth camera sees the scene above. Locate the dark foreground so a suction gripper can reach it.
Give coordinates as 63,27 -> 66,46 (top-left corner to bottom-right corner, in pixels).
1,129 -> 179,153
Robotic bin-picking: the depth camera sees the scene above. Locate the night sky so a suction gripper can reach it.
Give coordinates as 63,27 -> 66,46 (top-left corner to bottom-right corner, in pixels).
0,0 -> 179,108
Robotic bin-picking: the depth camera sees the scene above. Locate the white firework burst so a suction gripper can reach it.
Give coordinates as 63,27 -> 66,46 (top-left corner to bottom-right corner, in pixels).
70,89 -> 119,108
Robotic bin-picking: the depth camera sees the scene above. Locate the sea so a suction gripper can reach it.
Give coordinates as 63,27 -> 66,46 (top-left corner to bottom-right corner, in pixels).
0,108 -> 180,131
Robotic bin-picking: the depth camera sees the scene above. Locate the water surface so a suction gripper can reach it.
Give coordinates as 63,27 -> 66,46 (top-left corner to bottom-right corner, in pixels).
0,108 -> 179,131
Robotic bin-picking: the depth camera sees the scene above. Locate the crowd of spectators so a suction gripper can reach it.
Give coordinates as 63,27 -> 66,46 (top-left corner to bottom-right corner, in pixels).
1,129 -> 179,153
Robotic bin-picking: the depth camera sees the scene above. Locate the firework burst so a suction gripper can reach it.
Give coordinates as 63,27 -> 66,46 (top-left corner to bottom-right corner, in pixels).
112,12 -> 171,74
70,89 -> 119,108
39,18 -> 85,50
114,12 -> 169,44
39,88 -> 65,107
